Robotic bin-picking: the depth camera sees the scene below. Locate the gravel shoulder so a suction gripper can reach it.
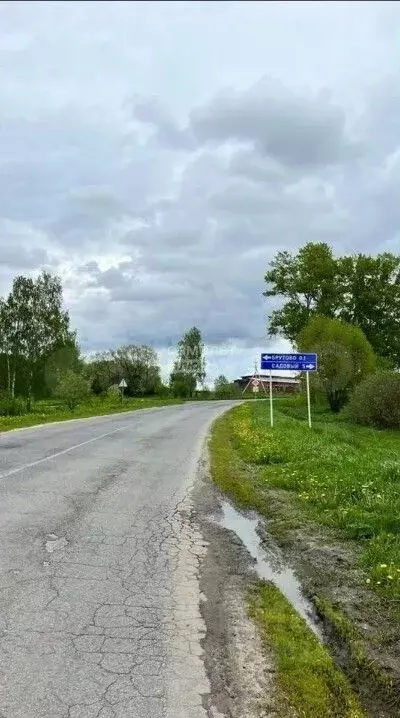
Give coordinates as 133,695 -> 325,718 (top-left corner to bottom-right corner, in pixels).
193,453 -> 277,718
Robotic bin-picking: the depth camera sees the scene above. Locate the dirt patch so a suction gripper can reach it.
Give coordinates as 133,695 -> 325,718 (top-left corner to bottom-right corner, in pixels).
192,461 -> 277,718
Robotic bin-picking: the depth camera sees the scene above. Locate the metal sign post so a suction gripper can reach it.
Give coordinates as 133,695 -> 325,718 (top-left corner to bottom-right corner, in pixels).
260,353 -> 318,428
252,378 -> 260,399
269,369 -> 273,428
306,371 -> 312,429
118,378 -> 127,399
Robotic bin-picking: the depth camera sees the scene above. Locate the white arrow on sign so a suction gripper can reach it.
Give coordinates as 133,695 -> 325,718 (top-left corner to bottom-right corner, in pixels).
305,364 -> 315,369
119,379 -> 127,388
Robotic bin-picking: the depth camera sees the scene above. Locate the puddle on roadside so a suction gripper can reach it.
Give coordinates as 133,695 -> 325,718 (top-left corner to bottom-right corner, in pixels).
216,500 -> 323,640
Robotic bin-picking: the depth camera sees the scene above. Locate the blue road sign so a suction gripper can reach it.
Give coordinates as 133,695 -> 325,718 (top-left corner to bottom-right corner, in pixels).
261,353 -> 318,372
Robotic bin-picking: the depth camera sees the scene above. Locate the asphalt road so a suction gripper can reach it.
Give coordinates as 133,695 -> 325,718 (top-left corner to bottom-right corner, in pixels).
0,401 -> 237,718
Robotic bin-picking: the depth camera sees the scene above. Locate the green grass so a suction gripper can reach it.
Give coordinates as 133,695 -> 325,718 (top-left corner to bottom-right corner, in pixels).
248,582 -> 365,718
209,412 -> 268,513
0,395 -> 184,432
209,398 -> 400,714
229,399 -> 400,600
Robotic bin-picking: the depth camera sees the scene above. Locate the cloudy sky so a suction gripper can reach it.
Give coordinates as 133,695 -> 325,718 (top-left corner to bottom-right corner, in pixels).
1,1 -> 400,383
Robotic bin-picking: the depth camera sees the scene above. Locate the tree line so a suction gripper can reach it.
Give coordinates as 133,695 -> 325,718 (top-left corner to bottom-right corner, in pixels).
264,242 -> 400,421
0,271 -> 241,415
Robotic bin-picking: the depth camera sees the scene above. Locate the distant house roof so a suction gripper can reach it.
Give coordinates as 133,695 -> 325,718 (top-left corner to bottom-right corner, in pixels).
237,375 -> 300,384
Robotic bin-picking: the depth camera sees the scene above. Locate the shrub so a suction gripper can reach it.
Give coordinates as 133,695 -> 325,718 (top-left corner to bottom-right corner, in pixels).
0,392 -> 26,416
298,316 -> 376,412
214,375 -> 241,399
56,370 -> 91,410
107,384 -> 121,399
347,372 -> 400,428
91,375 -> 104,395
156,383 -> 171,398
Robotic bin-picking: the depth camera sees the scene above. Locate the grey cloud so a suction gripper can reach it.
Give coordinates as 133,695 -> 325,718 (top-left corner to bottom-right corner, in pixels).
209,177 -> 277,215
50,189 -> 129,245
0,244 -> 49,270
1,1 -> 400,380
228,148 -> 289,185
361,75 -> 400,160
0,113 -> 131,228
132,96 -> 194,151
76,239 -> 272,349
109,282 -> 191,304
0,110 -> 173,247
135,78 -> 362,169
76,260 -> 101,277
190,79 -> 362,168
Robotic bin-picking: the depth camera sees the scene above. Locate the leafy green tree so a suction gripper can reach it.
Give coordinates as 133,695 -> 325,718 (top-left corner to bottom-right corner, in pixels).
84,352 -> 118,394
170,327 -> 206,398
336,253 -> 400,366
84,345 -> 161,396
5,272 -> 74,409
56,370 -> 91,410
40,339 -> 81,397
298,316 -> 376,412
178,327 -> 206,385
169,368 -> 196,399
110,345 -> 161,396
213,374 -> 239,399
264,243 -> 338,342
264,243 -> 400,367
91,374 -> 104,396
0,298 -> 13,394
214,374 -> 229,392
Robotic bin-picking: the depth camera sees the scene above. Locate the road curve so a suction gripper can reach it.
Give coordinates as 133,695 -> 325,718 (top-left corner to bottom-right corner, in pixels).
0,401 -> 237,718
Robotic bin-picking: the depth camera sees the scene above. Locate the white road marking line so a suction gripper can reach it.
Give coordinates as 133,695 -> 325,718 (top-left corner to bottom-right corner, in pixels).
0,425 -> 130,480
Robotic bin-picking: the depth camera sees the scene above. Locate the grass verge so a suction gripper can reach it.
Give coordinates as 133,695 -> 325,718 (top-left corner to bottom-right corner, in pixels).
231,399 -> 400,599
0,396 -> 184,432
209,411 -> 267,513
209,399 -> 400,715
248,581 -> 365,718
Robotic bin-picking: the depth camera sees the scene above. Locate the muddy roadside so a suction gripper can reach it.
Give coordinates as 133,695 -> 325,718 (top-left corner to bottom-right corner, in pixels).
192,453 -> 369,718
203,410 -> 400,718
191,457 -> 278,718
261,487 -> 400,717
